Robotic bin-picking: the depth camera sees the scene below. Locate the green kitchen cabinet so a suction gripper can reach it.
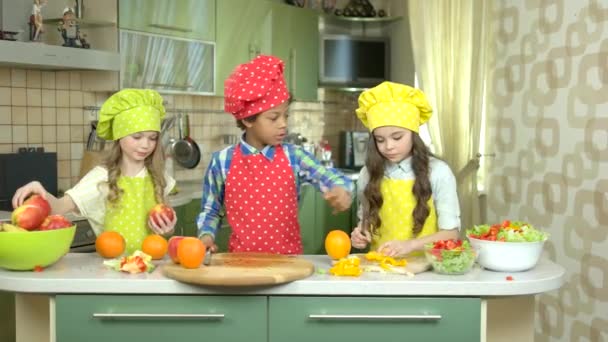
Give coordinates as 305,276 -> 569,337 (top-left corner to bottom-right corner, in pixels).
271,3 -> 319,101
172,203 -> 186,236
215,0 -> 273,96
269,297 -> 481,342
216,0 -> 318,100
119,0 -> 215,41
0,291 -> 15,342
55,295 -> 267,342
182,199 -> 201,237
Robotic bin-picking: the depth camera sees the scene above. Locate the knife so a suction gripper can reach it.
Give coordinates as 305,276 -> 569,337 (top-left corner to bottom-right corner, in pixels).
203,248 -> 212,266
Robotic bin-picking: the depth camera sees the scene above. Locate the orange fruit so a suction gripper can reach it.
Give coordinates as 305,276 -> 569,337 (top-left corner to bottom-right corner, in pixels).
141,234 -> 168,260
177,237 -> 206,269
325,230 -> 351,260
96,231 -> 125,258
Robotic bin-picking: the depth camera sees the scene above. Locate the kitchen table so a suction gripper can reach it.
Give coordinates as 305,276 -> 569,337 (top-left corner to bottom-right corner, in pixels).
0,253 -> 564,342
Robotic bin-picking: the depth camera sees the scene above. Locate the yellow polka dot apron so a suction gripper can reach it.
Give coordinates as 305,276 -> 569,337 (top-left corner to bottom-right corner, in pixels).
370,179 -> 438,252
224,144 -> 301,254
104,174 -> 157,254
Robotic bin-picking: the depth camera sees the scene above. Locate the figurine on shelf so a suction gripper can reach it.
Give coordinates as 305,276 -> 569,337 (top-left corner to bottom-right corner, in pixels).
29,0 -> 48,42
57,7 -> 89,49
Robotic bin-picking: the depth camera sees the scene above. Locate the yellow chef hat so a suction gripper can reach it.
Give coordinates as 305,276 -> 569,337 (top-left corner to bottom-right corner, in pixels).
97,89 -> 166,140
355,81 -> 432,133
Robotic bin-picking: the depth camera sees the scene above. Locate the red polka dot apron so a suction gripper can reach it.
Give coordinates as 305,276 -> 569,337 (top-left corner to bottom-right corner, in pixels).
225,144 -> 302,254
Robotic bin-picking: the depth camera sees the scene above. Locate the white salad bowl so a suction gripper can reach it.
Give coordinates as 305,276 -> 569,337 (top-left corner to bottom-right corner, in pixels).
467,236 -> 546,272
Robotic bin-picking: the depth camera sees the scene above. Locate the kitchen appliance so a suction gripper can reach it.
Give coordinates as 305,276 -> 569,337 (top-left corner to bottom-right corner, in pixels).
0,152 -> 57,211
319,34 -> 390,89
339,131 -> 369,170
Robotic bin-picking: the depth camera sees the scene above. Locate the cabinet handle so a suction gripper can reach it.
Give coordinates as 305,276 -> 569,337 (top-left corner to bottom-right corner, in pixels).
308,314 -> 442,322
145,83 -> 194,89
92,313 -> 225,320
148,24 -> 193,33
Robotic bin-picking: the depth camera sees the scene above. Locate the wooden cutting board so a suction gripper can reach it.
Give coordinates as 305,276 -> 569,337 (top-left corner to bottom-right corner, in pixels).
162,252 -> 315,286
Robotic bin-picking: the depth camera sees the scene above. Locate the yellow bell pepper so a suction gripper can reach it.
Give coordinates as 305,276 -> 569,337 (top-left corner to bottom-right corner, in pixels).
329,256 -> 363,277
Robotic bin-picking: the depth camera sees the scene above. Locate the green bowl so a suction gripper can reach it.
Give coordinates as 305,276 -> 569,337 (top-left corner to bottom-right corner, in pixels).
0,226 -> 76,271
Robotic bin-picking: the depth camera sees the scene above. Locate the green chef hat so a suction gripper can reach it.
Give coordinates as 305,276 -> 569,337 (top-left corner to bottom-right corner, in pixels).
97,89 -> 166,140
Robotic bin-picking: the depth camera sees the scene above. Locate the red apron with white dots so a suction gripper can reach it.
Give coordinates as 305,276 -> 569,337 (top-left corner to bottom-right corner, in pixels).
224,144 -> 302,254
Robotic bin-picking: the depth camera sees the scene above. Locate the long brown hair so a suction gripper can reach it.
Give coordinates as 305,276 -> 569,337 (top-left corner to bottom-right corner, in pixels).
362,132 -> 433,236
103,138 -> 167,206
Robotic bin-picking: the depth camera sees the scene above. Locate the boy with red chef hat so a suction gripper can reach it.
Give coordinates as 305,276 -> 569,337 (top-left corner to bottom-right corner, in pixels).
197,55 -> 352,254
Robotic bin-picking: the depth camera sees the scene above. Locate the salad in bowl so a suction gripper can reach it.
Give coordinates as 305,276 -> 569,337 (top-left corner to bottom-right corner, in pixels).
466,220 -> 549,242
424,239 -> 476,275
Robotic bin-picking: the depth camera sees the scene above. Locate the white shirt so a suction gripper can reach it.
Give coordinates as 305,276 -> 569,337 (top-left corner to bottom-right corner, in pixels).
357,157 -> 461,230
65,166 -> 176,235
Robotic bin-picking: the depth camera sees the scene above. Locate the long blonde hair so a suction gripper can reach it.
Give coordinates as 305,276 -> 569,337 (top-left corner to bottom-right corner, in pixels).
103,138 -> 167,206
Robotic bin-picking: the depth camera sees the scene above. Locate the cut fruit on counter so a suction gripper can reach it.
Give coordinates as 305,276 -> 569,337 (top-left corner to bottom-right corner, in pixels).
103,250 -> 155,274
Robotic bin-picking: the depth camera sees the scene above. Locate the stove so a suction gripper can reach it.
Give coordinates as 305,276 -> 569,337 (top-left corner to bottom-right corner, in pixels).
0,211 -> 97,253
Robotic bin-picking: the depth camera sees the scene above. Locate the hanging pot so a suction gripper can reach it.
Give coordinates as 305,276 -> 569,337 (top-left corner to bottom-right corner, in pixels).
171,113 -> 200,169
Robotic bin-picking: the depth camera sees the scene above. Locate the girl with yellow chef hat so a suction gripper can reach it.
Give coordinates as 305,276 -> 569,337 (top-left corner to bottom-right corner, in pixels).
12,89 -> 177,253
350,82 -> 461,257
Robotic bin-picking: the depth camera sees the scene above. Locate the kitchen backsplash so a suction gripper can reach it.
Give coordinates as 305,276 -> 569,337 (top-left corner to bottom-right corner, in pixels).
0,67 -> 361,192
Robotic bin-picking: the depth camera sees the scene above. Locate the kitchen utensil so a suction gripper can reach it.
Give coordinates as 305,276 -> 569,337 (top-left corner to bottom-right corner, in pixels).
171,114 -> 199,169
203,248 -> 212,266
181,113 -> 201,169
162,252 -> 315,286
0,226 -> 76,270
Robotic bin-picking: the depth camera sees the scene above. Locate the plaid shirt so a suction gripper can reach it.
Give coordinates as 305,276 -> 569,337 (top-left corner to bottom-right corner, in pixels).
196,138 -> 352,239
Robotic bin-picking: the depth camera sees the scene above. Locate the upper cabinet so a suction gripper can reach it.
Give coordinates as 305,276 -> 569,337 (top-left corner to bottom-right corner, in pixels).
216,0 -> 319,101
119,0 -> 215,42
119,0 -> 216,95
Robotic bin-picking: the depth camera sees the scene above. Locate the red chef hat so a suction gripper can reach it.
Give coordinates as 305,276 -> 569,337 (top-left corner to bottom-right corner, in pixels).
224,55 -> 290,120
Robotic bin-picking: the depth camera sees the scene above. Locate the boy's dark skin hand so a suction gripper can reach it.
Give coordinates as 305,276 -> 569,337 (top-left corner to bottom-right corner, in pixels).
323,186 -> 352,213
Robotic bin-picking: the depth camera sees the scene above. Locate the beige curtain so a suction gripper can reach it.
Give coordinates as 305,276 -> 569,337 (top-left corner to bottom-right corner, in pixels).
408,0 -> 494,231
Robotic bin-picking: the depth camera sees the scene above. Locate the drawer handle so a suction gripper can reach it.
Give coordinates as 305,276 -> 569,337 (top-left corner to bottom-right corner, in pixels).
148,24 -> 193,33
92,313 -> 225,320
308,314 -> 442,322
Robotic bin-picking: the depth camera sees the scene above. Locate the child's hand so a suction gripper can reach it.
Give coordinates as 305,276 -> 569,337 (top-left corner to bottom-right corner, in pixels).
12,181 -> 48,209
378,240 -> 421,258
148,211 -> 177,235
351,226 -> 371,249
201,235 -> 218,253
323,186 -> 352,213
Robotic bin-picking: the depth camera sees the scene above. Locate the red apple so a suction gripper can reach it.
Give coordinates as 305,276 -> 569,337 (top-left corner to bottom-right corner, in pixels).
168,236 -> 185,264
148,204 -> 175,226
39,215 -> 73,231
11,204 -> 46,230
24,195 -> 51,218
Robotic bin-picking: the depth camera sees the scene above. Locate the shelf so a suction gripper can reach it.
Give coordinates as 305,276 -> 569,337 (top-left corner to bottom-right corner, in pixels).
321,14 -> 402,23
43,18 -> 117,29
0,40 -> 120,71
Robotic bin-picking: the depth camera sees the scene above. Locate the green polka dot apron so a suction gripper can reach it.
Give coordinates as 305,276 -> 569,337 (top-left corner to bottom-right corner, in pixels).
370,179 -> 438,254
104,174 -> 157,254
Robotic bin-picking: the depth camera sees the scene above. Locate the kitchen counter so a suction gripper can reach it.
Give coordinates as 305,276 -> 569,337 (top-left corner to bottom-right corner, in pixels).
0,253 -> 563,296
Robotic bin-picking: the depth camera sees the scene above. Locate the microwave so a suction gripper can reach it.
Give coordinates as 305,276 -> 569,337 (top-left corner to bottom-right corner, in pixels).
339,131 -> 369,170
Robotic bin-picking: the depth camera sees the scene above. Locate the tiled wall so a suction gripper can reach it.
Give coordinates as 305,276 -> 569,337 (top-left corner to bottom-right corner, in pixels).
0,67 -> 360,192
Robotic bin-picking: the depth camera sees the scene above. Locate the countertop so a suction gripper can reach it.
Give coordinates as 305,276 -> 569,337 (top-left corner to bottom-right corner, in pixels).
0,253 -> 564,297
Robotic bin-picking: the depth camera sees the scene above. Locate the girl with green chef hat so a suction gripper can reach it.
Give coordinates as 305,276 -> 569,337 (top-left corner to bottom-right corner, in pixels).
350,82 -> 461,257
12,89 -> 177,253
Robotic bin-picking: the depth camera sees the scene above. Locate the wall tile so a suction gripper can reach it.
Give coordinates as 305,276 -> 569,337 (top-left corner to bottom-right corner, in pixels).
70,160 -> 80,180
70,108 -> 83,125
27,125 -> 42,143
0,68 -> 10,86
10,69 -> 26,87
0,87 -> 10,105
56,143 -> 70,160
57,160 -> 70,178
26,70 -> 41,88
71,143 -> 84,161
56,90 -> 69,107
56,108 -> 69,125
42,89 -> 56,107
55,72 -> 70,90
27,107 -> 42,124
69,91 -> 83,108
26,88 -> 42,107
0,106 -> 10,124
58,178 -> 71,192
41,71 -> 55,89
0,144 -> 12,153
42,143 -> 57,153
11,88 -> 26,106
42,107 -> 56,125
69,72 -> 81,90
83,92 -> 96,107
57,126 -> 70,143
11,106 -> 26,125
0,125 -> 12,143
11,125 -> 27,144
43,126 -> 56,143
70,125 -> 83,142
